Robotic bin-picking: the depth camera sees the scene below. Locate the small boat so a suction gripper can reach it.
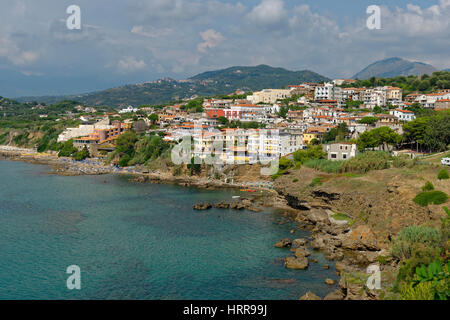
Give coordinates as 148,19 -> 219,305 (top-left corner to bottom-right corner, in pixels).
232,196 -> 240,199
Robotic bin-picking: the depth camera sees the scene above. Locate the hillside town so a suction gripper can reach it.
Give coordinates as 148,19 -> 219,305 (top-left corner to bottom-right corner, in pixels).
56,79 -> 450,163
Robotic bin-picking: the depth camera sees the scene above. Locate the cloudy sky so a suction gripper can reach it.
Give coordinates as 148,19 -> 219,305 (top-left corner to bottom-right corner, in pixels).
0,0 -> 449,97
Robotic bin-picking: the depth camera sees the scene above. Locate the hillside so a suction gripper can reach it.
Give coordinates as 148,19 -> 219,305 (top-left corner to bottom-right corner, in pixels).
16,65 -> 329,108
341,71 -> 450,96
353,57 -> 438,79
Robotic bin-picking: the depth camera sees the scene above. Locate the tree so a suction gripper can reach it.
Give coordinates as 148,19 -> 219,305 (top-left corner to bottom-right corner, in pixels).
115,131 -> 138,157
148,113 -> 158,125
73,145 -> 89,161
217,116 -> 229,126
336,123 -> 349,141
323,128 -> 338,143
357,126 -> 402,152
58,139 -> 78,157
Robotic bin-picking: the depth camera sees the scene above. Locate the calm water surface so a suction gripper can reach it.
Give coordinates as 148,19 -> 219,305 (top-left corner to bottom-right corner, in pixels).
0,160 -> 338,299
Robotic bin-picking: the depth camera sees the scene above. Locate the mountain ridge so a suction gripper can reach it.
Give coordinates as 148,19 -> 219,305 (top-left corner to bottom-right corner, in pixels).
15,65 -> 330,108
353,57 -> 438,79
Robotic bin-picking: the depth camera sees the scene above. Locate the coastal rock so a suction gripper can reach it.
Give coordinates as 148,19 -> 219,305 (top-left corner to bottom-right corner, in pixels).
323,265 -> 329,269
310,237 -> 326,250
342,225 -> 378,251
193,203 -> 212,210
285,256 -> 309,270
308,209 -> 331,225
230,202 -> 245,210
324,290 -> 345,300
274,238 -> 292,248
325,278 -> 336,285
299,291 -> 321,300
214,202 -> 230,209
294,247 -> 311,259
292,238 -> 307,248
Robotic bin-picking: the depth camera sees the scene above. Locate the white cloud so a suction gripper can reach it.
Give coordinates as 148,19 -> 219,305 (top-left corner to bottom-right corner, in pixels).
0,36 -> 38,66
117,57 -> 147,73
247,0 -> 287,26
197,29 -> 225,53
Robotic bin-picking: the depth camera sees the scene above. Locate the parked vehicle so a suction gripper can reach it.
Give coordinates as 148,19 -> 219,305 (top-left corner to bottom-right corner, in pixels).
441,158 -> 450,166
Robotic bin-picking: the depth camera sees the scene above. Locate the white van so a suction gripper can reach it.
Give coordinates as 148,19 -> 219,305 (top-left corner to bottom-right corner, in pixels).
441,158 -> 450,166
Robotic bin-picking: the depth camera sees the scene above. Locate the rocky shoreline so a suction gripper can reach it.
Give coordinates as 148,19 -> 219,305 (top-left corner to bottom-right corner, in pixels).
1,147 -> 383,300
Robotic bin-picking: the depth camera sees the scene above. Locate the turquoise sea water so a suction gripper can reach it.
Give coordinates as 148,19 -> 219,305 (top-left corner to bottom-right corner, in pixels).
0,160 -> 338,300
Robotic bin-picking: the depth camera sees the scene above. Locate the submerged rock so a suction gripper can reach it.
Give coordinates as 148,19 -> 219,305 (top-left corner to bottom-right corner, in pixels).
294,247 -> 311,259
193,203 -> 212,210
274,238 -> 292,248
285,256 -> 309,270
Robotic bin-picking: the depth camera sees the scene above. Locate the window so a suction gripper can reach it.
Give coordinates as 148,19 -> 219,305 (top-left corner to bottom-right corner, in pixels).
331,153 -> 337,159
343,154 -> 347,159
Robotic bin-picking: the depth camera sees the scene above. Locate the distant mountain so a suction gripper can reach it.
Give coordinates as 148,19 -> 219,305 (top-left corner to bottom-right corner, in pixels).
16,65 -> 329,108
443,68 -> 450,72
353,57 -> 438,79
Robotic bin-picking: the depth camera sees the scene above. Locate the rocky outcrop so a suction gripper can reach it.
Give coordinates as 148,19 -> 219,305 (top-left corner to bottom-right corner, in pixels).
193,203 -> 212,210
342,225 -> 378,251
324,290 -> 344,300
299,291 -> 321,300
294,247 -> 310,259
292,238 -> 307,248
285,256 -> 308,270
274,238 -> 292,248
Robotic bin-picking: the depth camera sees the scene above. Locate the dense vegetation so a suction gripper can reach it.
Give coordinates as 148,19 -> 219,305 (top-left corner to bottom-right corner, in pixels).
106,131 -> 170,167
403,110 -> 450,152
392,207 -> 450,300
342,71 -> 450,97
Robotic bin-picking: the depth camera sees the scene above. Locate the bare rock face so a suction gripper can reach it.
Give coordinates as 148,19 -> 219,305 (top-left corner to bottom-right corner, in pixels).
193,203 -> 212,210
308,209 -> 331,225
285,256 -> 309,270
342,225 -> 378,251
299,291 -> 321,300
274,238 -> 292,248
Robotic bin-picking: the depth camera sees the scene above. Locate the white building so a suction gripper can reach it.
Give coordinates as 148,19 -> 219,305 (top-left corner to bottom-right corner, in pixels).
390,109 -> 416,122
119,106 -> 138,114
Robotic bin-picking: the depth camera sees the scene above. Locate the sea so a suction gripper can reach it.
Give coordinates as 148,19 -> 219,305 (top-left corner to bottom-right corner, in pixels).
0,160 -> 338,299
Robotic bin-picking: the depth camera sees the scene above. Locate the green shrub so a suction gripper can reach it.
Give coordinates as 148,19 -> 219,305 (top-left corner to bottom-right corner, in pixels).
309,177 -> 323,187
292,179 -> 299,183
392,225 -> 441,261
400,282 -> 434,300
293,145 -> 326,164
438,169 -> 449,180
393,155 -> 417,168
118,154 -> 131,167
304,159 -> 343,173
413,191 -> 448,207
73,146 -> 89,161
340,151 -> 390,174
422,181 -> 434,192
278,157 -> 294,170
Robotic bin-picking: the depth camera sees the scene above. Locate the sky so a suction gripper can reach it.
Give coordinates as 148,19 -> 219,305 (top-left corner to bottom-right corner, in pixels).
0,0 -> 449,97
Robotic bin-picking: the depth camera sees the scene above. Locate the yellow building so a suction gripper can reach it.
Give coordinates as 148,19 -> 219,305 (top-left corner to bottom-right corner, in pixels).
248,89 -> 292,104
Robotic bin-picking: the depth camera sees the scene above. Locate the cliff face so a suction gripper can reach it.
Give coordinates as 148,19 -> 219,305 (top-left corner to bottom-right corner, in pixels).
272,162 -> 448,300
274,166 -> 447,247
